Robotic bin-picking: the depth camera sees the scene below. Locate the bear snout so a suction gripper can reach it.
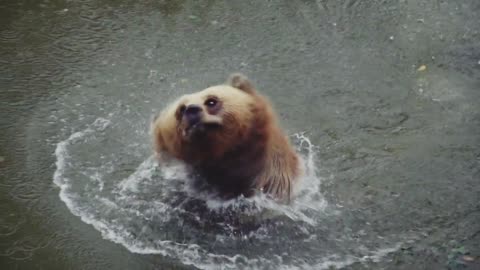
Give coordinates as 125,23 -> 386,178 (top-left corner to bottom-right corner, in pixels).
184,104 -> 203,126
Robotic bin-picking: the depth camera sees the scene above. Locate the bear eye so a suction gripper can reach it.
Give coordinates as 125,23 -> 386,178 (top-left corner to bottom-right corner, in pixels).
205,98 -> 217,108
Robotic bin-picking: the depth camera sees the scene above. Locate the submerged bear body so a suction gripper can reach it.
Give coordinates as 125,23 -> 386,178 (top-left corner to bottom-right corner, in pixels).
151,74 -> 301,201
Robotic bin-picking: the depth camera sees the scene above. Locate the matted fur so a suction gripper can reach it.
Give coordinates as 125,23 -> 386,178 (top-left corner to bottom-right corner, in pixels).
151,73 -> 301,201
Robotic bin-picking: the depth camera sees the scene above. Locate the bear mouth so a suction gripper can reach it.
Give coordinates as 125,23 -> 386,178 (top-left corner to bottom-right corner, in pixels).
184,122 -> 221,138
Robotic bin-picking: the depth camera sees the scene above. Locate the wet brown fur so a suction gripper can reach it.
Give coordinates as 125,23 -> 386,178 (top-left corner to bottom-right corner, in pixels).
151,74 -> 301,201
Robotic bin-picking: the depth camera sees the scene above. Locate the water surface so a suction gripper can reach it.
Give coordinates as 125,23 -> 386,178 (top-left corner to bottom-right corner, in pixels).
1,1 -> 479,269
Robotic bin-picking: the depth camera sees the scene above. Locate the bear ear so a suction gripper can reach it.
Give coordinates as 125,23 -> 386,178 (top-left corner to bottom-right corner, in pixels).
227,73 -> 256,95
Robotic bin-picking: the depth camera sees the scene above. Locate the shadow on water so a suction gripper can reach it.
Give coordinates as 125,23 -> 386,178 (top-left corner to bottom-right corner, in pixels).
1,0 -> 479,269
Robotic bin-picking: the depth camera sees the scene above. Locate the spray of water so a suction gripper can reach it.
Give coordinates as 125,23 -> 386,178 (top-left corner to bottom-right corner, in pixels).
53,117 -> 402,269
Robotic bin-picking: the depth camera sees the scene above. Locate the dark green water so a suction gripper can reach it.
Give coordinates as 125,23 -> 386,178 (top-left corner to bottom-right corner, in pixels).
1,1 -> 479,269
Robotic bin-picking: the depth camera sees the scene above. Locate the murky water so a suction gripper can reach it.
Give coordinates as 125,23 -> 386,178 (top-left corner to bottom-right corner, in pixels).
1,0 -> 479,269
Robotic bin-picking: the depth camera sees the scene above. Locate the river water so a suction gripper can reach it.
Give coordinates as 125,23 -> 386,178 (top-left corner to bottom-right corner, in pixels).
1,1 -> 479,269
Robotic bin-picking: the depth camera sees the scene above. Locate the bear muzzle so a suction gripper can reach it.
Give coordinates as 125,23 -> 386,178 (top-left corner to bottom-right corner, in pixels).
180,104 -> 223,139
180,105 -> 206,138
184,104 -> 203,126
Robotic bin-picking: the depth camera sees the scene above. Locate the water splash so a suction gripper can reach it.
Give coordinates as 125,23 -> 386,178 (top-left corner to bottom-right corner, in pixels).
53,117 -> 402,269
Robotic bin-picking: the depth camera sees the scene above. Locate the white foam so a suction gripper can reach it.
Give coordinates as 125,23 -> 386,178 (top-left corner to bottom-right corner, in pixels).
116,156 -> 158,193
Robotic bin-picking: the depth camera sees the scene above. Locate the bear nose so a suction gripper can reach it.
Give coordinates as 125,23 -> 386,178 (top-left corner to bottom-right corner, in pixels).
184,104 -> 203,124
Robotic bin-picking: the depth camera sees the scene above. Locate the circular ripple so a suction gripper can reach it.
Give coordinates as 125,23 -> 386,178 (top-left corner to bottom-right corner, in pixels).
52,109 -> 404,269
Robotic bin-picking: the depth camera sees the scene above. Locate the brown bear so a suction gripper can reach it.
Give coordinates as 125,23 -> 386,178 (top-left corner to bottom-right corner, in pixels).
151,74 -> 301,202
